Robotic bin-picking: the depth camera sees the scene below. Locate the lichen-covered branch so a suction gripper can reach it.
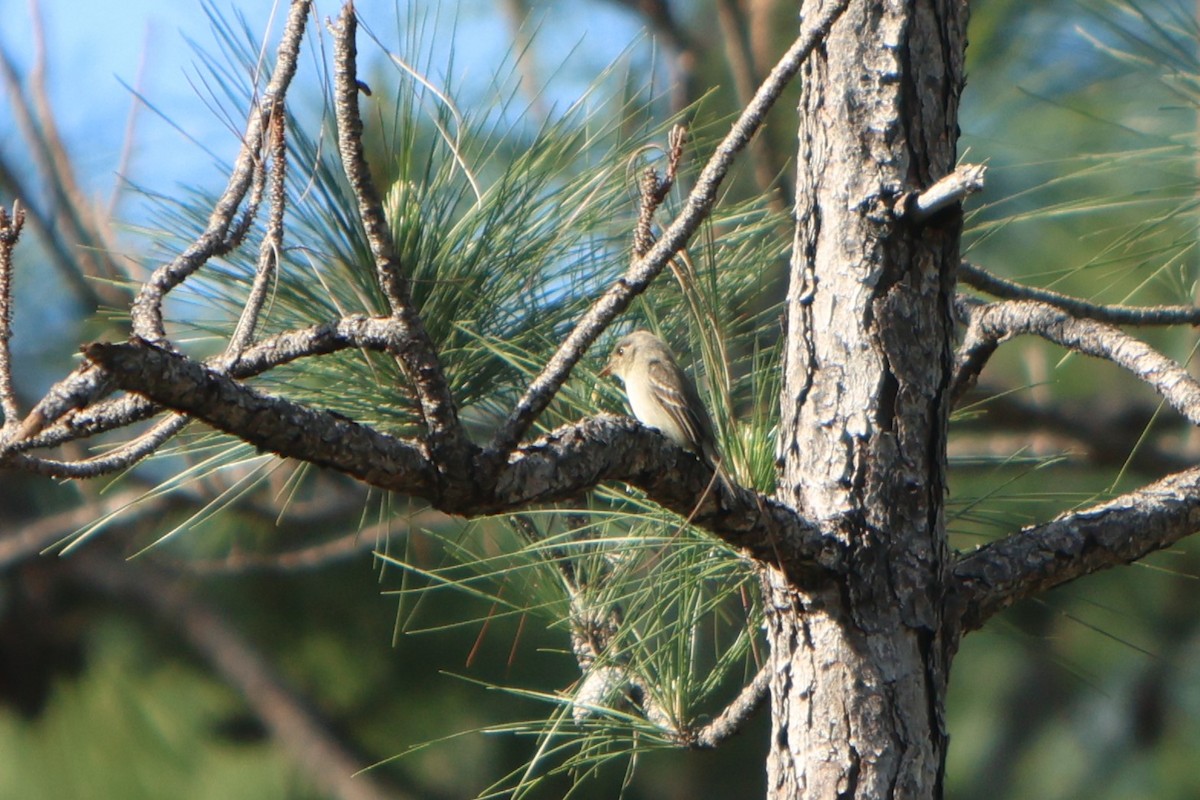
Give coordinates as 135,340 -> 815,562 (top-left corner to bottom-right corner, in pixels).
82,339 -> 440,498
954,466 -> 1200,631
79,338 -> 834,572
952,298 -> 1200,420
0,202 -> 23,426
331,3 -> 466,464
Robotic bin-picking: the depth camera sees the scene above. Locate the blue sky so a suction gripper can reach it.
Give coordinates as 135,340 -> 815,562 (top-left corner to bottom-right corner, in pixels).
1,0 -> 645,207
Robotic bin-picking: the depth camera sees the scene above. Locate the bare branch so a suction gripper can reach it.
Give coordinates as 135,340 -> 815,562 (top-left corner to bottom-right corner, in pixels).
225,110 -> 287,358
498,416 -> 835,571
130,0 -> 312,343
4,415 -> 190,480
954,466 -> 1200,632
3,316 -> 431,455
686,661 -> 771,748
899,163 -> 987,222
331,3 -> 466,462
492,0 -> 853,454
7,364 -> 113,443
81,338 -> 439,497
0,202 -> 23,425
959,261 -> 1200,326
953,299 -> 1200,424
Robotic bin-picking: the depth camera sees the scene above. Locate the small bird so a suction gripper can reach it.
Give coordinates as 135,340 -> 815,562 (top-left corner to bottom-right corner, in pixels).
600,330 -> 723,474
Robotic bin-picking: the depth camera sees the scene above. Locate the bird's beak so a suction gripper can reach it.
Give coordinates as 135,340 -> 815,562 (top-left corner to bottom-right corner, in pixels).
599,362 -> 612,378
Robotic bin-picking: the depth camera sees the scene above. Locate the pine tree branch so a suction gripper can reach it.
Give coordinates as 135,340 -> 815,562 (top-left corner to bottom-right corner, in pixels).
954,466 -> 1200,631
2,316 -> 437,465
685,661 -> 771,748
225,110 -> 287,359
79,339 -> 835,571
952,299 -> 1200,421
130,0 -> 310,344
0,202 -> 23,426
898,164 -> 987,222
331,2 -> 468,467
492,0 -> 852,455
81,339 -> 440,498
959,261 -> 1200,326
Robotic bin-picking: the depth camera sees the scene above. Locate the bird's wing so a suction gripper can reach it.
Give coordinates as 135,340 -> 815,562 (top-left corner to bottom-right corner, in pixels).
647,358 -> 717,456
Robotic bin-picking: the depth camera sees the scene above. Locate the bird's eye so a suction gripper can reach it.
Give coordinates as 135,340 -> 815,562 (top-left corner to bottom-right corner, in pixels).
616,346 -> 625,356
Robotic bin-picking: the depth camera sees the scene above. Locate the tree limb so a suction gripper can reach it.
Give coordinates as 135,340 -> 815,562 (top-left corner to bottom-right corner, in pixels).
81,339 -> 835,574
952,299 -> 1200,421
331,4 -> 467,466
81,339 -> 440,498
685,661 -> 771,748
959,261 -> 1200,326
0,202 -> 22,426
954,466 -> 1200,631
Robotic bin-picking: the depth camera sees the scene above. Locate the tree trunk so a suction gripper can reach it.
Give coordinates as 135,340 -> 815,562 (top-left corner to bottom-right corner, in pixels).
768,2 -> 968,797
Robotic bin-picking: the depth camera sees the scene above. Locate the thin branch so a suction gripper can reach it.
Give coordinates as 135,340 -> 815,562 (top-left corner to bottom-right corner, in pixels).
492,0 -> 852,454
226,109 -> 287,358
7,363 -> 113,444
954,466 -> 1200,632
900,163 -> 987,222
4,315 -> 428,454
686,661 -> 771,748
959,261 -> 1200,326
72,553 -> 405,800
130,0 -> 312,343
331,3 -> 466,462
0,202 -> 24,426
5,414 -> 190,480
953,299 -> 1200,424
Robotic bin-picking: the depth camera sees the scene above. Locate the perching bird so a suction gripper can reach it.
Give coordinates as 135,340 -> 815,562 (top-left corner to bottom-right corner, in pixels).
600,330 -> 724,475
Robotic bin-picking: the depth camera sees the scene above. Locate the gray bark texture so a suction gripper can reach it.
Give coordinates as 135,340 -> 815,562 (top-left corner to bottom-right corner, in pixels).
769,1 -> 968,797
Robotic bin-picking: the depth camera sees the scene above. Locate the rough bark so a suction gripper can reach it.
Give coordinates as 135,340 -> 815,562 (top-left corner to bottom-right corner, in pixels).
768,1 -> 968,797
